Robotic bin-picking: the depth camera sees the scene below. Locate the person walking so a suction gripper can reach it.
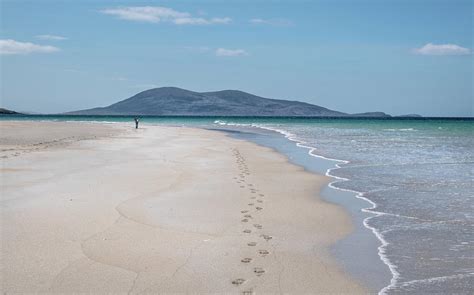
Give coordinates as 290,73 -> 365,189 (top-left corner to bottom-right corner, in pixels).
134,117 -> 139,129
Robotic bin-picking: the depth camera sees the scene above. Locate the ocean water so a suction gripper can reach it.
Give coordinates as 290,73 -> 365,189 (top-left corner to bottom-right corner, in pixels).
2,115 -> 473,294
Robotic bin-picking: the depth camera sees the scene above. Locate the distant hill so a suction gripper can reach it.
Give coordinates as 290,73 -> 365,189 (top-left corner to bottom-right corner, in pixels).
0,108 -> 20,115
351,112 -> 391,118
396,114 -> 423,118
66,87 -> 419,117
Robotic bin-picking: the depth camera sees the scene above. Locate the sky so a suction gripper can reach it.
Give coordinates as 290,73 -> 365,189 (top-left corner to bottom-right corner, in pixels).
0,0 -> 472,116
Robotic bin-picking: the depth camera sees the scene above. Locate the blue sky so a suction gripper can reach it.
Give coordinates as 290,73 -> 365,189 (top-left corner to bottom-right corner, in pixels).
1,0 -> 472,116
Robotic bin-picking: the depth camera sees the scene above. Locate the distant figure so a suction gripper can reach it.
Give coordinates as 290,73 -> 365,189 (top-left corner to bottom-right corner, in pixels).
134,117 -> 139,129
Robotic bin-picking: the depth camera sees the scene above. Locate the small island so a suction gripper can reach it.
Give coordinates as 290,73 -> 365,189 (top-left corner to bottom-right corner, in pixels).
0,108 -> 20,115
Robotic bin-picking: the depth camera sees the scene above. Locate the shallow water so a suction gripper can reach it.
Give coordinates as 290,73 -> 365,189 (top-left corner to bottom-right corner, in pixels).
2,115 -> 473,293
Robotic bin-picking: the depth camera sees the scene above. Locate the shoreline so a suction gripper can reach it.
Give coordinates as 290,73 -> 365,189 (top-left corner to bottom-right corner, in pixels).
212,119 -> 474,294
213,122 -> 392,292
1,121 -> 368,293
249,123 -> 396,292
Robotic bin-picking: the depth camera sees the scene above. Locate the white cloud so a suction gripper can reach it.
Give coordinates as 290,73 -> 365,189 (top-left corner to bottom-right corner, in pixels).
249,18 -> 292,26
36,34 -> 68,41
413,43 -> 471,55
101,6 -> 231,25
215,48 -> 248,57
0,39 -> 60,55
173,17 -> 231,25
209,17 -> 232,24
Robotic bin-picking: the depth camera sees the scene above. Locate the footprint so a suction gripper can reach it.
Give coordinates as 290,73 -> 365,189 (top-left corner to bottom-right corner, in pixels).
250,196 -> 256,199
241,258 -> 252,263
241,219 -> 249,223
254,267 -> 265,276
240,186 -> 245,188
244,214 -> 252,218
232,278 -> 246,286
253,224 -> 262,229
260,234 -> 273,241
257,200 -> 263,203
241,210 -> 249,213
259,194 -> 264,197
258,249 -> 269,256
247,242 -> 257,247
242,289 -> 254,295
248,203 -> 254,206
243,229 -> 252,234
256,207 -> 263,210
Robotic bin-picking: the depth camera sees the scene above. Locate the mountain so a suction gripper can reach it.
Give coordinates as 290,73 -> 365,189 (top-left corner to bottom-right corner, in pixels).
0,108 -> 20,115
67,87 -> 419,117
67,87 -> 347,117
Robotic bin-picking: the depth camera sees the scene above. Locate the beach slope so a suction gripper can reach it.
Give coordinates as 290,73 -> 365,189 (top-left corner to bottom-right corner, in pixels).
1,121 -> 366,293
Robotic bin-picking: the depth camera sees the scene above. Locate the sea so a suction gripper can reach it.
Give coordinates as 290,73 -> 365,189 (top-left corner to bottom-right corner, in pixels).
2,115 -> 473,294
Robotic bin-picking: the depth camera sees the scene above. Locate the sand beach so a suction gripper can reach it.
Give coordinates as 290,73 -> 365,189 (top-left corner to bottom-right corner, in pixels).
0,121 -> 367,293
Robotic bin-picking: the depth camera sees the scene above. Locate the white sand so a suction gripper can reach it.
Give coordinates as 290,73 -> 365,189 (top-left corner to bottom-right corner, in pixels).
0,121 -> 367,293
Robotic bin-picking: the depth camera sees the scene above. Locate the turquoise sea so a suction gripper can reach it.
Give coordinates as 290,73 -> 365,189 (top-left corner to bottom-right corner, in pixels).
2,115 -> 473,294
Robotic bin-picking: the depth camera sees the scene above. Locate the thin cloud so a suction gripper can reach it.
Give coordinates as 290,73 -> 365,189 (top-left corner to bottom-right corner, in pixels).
0,39 -> 60,55
249,18 -> 292,26
413,43 -> 470,55
101,6 -> 231,25
215,48 -> 249,57
36,34 -> 68,41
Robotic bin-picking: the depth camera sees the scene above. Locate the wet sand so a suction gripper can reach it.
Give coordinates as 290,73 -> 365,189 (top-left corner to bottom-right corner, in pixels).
0,121 -> 367,293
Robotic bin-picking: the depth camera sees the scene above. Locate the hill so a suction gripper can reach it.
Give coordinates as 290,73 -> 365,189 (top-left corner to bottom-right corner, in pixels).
0,108 -> 20,115
66,87 -> 419,117
67,87 -> 348,117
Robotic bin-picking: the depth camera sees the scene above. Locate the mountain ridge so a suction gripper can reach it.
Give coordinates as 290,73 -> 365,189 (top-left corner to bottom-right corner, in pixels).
66,87 -> 414,117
